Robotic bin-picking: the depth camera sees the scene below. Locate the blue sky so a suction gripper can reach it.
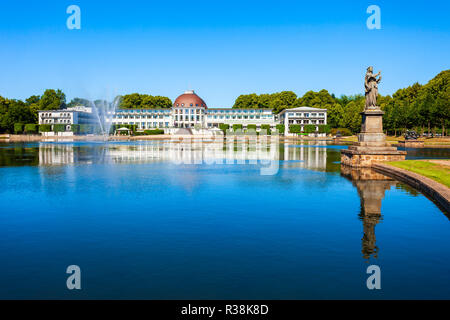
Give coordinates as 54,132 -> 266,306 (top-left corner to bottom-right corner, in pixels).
0,0 -> 449,106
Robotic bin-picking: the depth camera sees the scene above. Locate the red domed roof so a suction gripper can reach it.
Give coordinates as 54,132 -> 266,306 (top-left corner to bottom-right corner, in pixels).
174,90 -> 207,108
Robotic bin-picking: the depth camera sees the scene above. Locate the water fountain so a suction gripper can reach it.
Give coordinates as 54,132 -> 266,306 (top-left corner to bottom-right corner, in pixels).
89,96 -> 122,139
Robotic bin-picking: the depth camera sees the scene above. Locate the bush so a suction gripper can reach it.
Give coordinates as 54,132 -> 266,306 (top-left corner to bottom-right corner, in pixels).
39,124 -> 52,132
275,124 -> 285,134
14,123 -> 24,134
289,124 -> 302,134
304,125 -> 316,134
24,124 -> 38,134
232,124 -> 243,131
260,124 -> 271,135
53,124 -> 66,132
219,123 -> 230,134
246,124 -> 257,131
79,124 -> 93,134
331,128 -> 352,136
144,129 -> 164,135
71,124 -> 80,134
318,124 -> 331,134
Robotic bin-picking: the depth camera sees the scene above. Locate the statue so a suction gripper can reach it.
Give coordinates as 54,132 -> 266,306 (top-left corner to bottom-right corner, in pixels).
365,66 -> 382,110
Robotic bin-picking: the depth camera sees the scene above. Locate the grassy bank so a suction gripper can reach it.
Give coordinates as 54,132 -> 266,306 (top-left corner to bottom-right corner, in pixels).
339,135 -> 450,146
387,160 -> 450,188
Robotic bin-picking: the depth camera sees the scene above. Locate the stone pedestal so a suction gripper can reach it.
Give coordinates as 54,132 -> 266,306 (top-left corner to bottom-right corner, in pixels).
341,109 -> 406,167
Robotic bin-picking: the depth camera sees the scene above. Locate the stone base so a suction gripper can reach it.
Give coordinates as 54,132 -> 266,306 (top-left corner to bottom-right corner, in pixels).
341,149 -> 406,168
397,140 -> 425,148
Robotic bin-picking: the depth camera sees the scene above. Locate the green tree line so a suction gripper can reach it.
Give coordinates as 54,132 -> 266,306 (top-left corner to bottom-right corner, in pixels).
119,93 -> 172,109
0,91 -> 173,133
233,70 -> 449,135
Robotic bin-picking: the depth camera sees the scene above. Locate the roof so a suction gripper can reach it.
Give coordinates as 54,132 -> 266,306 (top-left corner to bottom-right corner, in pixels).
279,106 -> 327,114
173,90 -> 207,108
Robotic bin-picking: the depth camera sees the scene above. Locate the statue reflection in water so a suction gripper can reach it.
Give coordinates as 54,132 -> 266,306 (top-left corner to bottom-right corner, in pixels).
341,166 -> 396,260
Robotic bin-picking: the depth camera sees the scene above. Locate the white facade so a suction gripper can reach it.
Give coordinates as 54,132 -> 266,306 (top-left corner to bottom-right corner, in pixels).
38,98 -> 327,135
38,106 -> 96,128
278,106 -> 328,135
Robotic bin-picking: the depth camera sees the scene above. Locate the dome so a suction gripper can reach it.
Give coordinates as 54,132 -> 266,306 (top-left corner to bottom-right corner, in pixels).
174,90 -> 207,108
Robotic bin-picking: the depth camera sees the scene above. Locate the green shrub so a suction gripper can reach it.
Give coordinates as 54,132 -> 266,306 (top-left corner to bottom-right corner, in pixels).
219,123 -> 230,134
24,124 -> 38,134
289,124 -> 302,134
39,124 -> 52,132
53,124 -> 66,132
144,129 -> 164,135
79,124 -> 93,134
247,124 -> 257,131
318,124 -> 331,134
260,124 -> 271,135
232,124 -> 243,131
71,124 -> 80,134
14,123 -> 24,134
275,124 -> 285,134
331,128 -> 352,136
304,125 -> 316,134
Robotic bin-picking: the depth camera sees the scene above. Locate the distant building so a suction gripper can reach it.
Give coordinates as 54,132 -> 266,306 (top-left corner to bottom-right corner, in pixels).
38,106 -> 97,130
278,106 -> 328,135
38,90 -> 327,135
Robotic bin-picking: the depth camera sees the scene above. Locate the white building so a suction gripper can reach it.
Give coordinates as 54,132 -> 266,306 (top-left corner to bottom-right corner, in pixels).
38,106 -> 96,129
38,90 -> 327,135
278,106 -> 328,136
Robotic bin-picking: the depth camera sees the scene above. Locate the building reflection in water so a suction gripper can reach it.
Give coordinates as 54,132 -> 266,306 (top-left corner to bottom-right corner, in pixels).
283,141 -> 328,171
341,166 -> 396,260
37,140 -> 329,172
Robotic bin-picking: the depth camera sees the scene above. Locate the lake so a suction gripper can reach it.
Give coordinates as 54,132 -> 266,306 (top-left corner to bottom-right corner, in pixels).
0,140 -> 449,299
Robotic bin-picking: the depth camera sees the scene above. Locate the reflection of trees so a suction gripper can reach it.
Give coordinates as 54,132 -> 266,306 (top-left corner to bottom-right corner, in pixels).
0,144 -> 40,166
341,166 -> 396,261
395,183 -> 420,197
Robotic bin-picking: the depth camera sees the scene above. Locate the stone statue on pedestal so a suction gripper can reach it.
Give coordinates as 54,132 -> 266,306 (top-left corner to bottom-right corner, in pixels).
340,67 -> 406,167
365,67 -> 382,110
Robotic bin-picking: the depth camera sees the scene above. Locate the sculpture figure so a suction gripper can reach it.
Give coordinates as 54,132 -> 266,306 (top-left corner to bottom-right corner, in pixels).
365,66 -> 382,110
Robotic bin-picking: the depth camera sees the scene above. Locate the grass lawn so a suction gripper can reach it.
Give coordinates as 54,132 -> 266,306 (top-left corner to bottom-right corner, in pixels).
387,160 -> 450,188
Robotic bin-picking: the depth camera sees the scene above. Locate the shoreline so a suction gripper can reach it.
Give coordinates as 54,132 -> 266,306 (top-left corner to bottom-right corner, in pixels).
373,163 -> 450,213
1,134 -> 335,143
2,134 -> 450,148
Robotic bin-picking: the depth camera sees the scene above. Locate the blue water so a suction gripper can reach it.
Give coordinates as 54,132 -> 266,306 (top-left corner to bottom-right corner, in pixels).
0,141 -> 449,299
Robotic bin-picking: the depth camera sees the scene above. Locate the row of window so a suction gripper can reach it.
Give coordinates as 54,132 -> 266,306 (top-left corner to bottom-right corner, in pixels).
208,109 -> 269,114
287,112 -> 325,117
42,119 -> 72,124
175,103 -> 205,107
117,122 -> 169,128
174,115 -> 202,121
174,109 -> 203,114
288,119 -> 325,124
41,112 -> 72,118
116,110 -> 171,114
114,115 -> 167,119
208,115 -> 272,120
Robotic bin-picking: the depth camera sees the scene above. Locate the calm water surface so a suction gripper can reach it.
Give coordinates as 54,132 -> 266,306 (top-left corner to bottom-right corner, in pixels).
0,140 -> 449,299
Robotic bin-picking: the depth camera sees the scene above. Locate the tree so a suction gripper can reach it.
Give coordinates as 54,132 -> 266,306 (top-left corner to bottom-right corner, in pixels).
68,98 -> 91,108
39,89 -> 66,110
0,98 -> 35,133
120,93 -> 172,109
